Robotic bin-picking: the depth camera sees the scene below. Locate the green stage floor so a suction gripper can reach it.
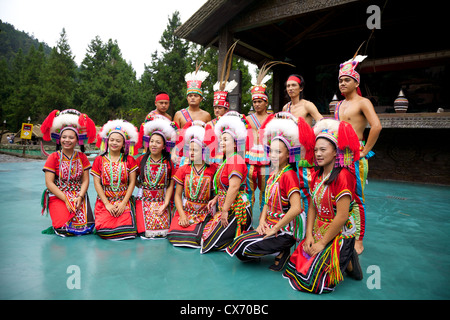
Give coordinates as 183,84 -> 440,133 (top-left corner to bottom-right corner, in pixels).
1,157 -> 449,300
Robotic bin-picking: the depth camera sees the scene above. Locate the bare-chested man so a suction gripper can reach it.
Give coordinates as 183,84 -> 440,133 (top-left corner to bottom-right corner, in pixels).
246,85 -> 271,213
335,55 -> 382,255
148,91 -> 172,120
282,74 -> 323,126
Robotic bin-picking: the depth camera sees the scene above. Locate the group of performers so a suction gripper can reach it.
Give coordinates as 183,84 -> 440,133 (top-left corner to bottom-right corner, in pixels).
40,50 -> 381,294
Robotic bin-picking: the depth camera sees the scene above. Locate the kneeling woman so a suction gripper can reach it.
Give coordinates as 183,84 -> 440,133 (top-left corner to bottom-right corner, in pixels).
201,111 -> 252,254
41,109 -> 96,236
135,115 -> 177,239
91,120 -> 139,240
283,118 -> 362,294
167,121 -> 218,247
227,113 -> 311,270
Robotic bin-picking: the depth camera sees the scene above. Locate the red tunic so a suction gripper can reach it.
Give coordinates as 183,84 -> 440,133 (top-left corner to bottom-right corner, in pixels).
91,154 -> 138,240
42,151 -> 92,232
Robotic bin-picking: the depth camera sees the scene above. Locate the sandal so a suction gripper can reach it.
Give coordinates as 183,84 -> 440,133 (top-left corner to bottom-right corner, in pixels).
269,248 -> 291,272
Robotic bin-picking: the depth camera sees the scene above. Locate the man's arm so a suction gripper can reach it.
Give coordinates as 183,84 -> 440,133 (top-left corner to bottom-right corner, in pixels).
360,99 -> 382,157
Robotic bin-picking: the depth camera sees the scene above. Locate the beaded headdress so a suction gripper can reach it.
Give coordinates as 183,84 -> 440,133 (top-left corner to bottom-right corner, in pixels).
214,111 -> 251,158
185,61 -> 209,97
338,55 -> 367,84
138,114 -> 178,153
313,118 -> 360,167
261,112 -> 308,164
96,119 -> 139,156
40,109 -> 96,147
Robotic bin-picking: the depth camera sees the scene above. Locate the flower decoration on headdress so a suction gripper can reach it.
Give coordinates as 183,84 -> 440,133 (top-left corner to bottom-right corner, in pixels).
138,114 -> 178,153
261,112 -> 308,164
96,119 -> 139,156
313,118 -> 360,167
185,60 -> 209,97
214,111 -> 251,157
251,61 -> 295,102
40,109 -> 96,146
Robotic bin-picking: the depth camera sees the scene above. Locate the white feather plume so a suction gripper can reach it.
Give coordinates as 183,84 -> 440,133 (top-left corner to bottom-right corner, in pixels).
143,117 -> 177,142
99,119 -> 139,143
185,70 -> 209,82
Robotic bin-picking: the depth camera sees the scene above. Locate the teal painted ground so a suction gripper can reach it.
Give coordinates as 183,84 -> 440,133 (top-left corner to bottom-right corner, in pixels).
1,157 -> 449,300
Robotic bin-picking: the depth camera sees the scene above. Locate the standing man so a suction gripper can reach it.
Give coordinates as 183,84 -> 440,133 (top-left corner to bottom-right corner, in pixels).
173,70 -> 211,129
246,81 -> 271,213
149,91 -> 172,120
282,74 -> 323,126
335,55 -> 382,255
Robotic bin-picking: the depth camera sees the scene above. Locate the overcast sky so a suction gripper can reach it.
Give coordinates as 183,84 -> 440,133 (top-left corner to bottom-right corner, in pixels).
0,0 -> 208,78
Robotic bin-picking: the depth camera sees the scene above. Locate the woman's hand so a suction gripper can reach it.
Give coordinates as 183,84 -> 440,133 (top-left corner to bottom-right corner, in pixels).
64,197 -> 75,213
105,202 -> 117,216
115,201 -> 127,216
207,196 -> 218,211
178,214 -> 190,228
74,195 -> 83,210
263,226 -> 278,239
220,211 -> 229,228
156,203 -> 168,216
256,221 -> 268,235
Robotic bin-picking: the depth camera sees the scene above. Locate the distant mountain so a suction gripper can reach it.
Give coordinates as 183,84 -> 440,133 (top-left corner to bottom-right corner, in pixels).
0,20 -> 52,66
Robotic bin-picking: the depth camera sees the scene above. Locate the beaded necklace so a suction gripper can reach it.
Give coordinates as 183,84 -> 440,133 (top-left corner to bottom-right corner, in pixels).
145,156 -> 164,188
108,152 -> 123,192
58,150 -> 76,186
264,164 -> 291,201
188,164 -> 206,200
213,152 -> 237,194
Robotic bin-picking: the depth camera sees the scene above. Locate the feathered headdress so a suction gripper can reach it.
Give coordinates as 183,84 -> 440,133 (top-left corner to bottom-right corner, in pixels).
96,119 -> 139,156
176,120 -> 215,162
251,60 -> 295,101
339,42 -> 367,84
313,118 -> 360,167
185,60 -> 209,97
138,114 -> 178,153
260,112 -> 303,163
213,41 -> 239,108
40,109 -> 96,147
214,111 -> 251,157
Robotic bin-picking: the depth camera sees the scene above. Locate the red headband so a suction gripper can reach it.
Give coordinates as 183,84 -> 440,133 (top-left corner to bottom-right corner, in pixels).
287,76 -> 301,85
155,93 -> 170,102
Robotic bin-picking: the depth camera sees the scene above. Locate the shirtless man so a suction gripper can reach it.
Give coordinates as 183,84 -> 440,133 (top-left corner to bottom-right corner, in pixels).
148,91 -> 172,120
335,55 -> 382,255
246,91 -> 271,213
282,74 -> 323,126
173,93 -> 211,129
173,71 -> 211,167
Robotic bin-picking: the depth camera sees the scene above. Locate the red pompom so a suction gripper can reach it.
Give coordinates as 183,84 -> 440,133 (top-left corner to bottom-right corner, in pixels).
40,110 -> 59,141
297,117 -> 315,164
338,121 -> 360,161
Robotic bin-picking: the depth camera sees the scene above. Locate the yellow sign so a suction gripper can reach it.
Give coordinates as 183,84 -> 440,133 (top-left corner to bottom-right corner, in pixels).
20,123 -> 33,139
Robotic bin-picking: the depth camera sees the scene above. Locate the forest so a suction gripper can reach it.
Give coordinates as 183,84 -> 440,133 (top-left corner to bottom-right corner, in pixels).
0,12 -> 255,132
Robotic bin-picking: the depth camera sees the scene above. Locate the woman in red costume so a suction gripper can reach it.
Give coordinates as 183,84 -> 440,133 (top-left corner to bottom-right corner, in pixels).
283,118 -> 363,293
135,115 -> 177,239
91,119 -> 139,240
167,120 -> 218,248
41,109 -> 96,237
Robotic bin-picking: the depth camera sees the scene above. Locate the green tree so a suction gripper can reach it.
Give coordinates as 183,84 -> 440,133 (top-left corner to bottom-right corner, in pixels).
74,37 -> 138,126
139,11 -> 189,117
36,28 -> 78,121
4,45 -> 46,130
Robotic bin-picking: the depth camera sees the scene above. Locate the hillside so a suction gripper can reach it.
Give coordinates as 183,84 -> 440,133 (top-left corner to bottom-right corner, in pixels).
0,20 -> 52,66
